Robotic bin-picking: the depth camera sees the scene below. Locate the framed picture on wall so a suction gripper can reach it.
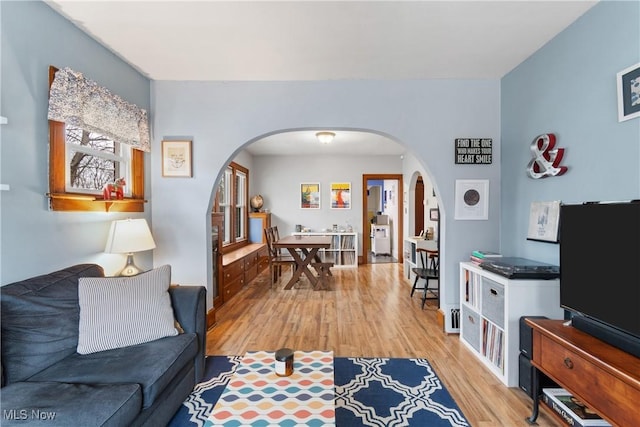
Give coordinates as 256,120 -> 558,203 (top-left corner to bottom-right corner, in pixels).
617,62 -> 640,122
430,208 -> 439,221
162,140 -> 192,177
300,182 -> 320,209
527,200 -> 561,243
330,182 -> 351,209
454,179 -> 488,220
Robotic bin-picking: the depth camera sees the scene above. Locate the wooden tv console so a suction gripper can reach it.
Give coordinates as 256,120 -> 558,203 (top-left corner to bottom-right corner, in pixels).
526,318 -> 640,426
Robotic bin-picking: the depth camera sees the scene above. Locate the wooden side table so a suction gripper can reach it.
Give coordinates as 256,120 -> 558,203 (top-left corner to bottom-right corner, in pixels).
526,318 -> 640,426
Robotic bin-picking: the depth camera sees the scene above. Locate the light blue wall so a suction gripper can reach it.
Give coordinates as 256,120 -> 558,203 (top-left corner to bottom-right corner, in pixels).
0,1 -> 151,284
501,0 -> 640,265
150,80 -> 501,320
3,1 -> 636,332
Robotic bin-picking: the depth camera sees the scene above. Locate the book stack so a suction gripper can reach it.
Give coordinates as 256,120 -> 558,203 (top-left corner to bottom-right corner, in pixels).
542,388 -> 611,426
470,250 -> 502,265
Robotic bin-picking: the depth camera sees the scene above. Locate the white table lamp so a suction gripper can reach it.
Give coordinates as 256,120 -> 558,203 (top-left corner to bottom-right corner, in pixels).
105,218 -> 156,276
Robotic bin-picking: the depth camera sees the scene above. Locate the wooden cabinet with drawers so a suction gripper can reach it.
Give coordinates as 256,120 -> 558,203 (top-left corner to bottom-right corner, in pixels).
220,243 -> 268,305
526,318 -> 640,426
257,245 -> 269,272
244,250 -> 259,283
222,257 -> 245,302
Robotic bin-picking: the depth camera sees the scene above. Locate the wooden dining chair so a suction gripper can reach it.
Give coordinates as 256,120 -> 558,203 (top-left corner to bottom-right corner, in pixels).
411,248 -> 439,309
264,227 -> 296,287
271,225 -> 281,241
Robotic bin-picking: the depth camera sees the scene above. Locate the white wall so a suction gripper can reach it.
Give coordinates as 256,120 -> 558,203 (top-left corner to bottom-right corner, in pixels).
151,80 -> 501,332
250,154 -> 402,256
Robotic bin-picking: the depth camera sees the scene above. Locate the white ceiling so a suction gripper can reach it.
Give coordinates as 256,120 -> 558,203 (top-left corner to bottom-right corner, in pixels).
45,0 -> 598,155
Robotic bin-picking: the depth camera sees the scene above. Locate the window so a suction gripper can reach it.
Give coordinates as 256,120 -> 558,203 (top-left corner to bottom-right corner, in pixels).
49,122 -> 145,212
215,162 -> 248,250
235,169 -> 247,240
65,125 -> 131,195
47,66 -> 146,212
219,167 -> 232,243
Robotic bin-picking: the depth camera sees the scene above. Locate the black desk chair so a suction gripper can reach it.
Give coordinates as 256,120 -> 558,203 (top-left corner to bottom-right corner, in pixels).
410,248 -> 439,309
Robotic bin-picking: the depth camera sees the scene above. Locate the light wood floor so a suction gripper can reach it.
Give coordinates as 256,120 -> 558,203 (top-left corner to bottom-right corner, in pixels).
206,263 -> 561,427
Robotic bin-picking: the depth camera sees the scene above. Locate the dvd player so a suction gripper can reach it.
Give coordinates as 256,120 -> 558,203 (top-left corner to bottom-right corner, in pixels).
479,257 -> 559,279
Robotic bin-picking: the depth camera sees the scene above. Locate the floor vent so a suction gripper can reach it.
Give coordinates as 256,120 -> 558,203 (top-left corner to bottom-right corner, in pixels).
450,308 -> 460,329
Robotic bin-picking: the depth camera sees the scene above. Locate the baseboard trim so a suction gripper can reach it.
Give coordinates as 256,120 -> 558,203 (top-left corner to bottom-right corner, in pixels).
207,308 -> 216,329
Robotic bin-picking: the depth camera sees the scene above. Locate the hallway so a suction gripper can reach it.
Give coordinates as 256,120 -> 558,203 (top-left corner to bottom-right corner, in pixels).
367,252 -> 397,264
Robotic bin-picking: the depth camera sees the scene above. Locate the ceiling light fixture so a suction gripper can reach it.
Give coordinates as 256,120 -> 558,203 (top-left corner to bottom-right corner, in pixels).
316,131 -> 335,144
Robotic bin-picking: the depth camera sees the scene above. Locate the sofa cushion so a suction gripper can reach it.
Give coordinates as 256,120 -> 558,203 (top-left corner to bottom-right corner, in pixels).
77,265 -> 179,354
1,264 -> 104,384
0,381 -> 141,427
27,333 -> 197,409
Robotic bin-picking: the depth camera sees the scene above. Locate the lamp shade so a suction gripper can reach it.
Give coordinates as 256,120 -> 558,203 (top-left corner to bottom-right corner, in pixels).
105,218 -> 156,254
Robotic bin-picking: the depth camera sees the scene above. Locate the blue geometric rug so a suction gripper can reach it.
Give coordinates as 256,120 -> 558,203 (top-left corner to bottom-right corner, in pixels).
168,356 -> 470,427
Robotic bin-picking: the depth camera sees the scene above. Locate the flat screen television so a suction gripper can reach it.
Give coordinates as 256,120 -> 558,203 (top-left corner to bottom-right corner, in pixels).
560,201 -> 640,357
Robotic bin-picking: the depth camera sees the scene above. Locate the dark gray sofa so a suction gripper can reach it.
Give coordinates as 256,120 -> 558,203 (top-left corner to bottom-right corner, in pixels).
1,264 -> 206,426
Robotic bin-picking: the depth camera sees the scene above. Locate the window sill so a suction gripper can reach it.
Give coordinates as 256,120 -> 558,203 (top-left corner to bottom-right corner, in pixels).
47,193 -> 147,212
221,239 -> 250,255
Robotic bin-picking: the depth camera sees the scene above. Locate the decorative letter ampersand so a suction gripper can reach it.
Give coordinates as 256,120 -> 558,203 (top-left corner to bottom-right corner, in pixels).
526,133 -> 568,179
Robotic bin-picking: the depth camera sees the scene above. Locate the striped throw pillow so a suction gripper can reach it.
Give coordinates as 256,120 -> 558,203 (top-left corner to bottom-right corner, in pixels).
77,264 -> 178,354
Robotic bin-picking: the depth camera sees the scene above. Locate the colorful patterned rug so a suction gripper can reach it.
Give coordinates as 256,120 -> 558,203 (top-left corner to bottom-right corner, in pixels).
169,356 -> 470,427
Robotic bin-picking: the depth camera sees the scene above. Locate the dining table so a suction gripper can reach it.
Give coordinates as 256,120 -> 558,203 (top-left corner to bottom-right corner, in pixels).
273,234 -> 333,290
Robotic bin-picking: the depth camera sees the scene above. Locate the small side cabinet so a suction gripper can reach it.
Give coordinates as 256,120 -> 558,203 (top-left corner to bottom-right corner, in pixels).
249,212 -> 271,244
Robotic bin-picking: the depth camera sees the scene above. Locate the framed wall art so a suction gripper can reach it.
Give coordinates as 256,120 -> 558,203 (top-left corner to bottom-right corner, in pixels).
617,62 -> 640,122
430,208 -> 439,221
527,200 -> 561,243
300,182 -> 320,209
454,179 -> 488,220
330,182 -> 351,209
162,140 -> 192,177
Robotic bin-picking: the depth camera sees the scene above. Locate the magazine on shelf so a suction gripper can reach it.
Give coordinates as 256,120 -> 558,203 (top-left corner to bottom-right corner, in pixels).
471,250 -> 502,258
470,255 -> 484,265
542,388 -> 611,426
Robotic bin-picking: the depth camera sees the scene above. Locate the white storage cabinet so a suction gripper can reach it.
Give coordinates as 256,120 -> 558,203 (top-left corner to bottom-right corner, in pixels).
459,261 -> 562,387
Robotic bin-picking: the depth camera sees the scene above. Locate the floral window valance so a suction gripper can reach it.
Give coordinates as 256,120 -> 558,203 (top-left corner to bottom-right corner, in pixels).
47,67 -> 150,152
